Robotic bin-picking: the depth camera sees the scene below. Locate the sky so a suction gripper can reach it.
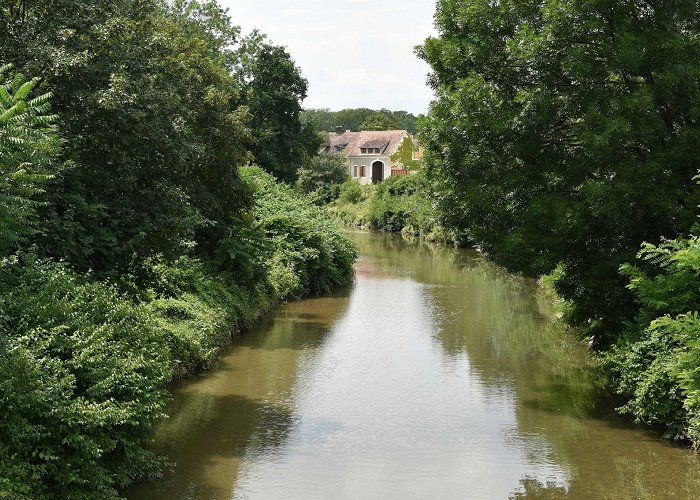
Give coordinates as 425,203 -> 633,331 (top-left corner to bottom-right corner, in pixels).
219,0 -> 437,114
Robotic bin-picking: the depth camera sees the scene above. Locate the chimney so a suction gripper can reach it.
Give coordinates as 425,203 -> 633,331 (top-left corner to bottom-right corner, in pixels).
335,126 -> 345,135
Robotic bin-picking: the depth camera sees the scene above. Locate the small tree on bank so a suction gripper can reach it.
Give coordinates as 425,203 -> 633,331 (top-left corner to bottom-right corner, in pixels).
296,153 -> 349,205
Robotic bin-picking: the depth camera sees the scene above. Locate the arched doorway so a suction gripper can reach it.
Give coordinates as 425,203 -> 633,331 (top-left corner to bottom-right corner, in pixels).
371,161 -> 384,184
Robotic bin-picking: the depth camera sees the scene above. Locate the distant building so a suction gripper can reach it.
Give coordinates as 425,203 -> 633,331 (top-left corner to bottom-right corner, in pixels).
321,127 -> 420,185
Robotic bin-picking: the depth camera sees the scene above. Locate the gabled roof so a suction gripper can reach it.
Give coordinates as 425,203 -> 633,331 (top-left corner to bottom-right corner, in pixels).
321,130 -> 409,157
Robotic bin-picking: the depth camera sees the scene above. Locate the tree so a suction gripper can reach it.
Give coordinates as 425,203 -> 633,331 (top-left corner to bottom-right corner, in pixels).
296,153 -> 349,205
419,0 -> 700,344
237,34 -> 320,183
301,108 -> 420,133
0,64 -> 58,256
359,113 -> 400,131
0,0 -> 253,274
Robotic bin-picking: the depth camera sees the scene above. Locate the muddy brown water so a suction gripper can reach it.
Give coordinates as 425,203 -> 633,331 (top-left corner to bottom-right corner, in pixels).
127,231 -> 700,499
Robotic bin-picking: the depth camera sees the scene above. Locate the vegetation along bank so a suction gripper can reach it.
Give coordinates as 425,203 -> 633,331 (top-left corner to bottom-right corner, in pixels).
417,0 -> 700,446
0,1 -> 354,498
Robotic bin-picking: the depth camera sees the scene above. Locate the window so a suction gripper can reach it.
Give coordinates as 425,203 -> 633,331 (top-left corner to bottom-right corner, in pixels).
353,165 -> 358,177
360,165 -> 366,177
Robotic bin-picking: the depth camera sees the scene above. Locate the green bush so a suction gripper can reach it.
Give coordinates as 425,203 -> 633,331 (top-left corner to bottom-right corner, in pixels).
242,166 -> 356,296
0,256 -> 170,499
607,236 -> 700,444
331,172 -> 463,244
296,153 -> 349,205
0,167 -> 356,498
338,179 -> 364,204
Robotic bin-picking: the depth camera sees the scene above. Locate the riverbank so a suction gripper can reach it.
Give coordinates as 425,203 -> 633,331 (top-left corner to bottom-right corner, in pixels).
128,230 -> 700,499
331,175 -> 700,448
0,167 -> 356,499
328,172 -> 468,246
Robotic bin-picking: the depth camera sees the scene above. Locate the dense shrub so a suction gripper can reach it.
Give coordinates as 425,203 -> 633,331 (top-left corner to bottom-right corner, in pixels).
0,256 -> 170,499
296,153 -> 349,205
0,167 -> 356,498
331,172 -> 463,244
367,180 -> 411,232
242,166 -> 356,296
0,3 -> 358,497
338,179 -> 364,204
607,236 -> 700,444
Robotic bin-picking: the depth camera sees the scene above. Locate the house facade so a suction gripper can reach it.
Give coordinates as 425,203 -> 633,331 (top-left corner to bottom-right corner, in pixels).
321,127 -> 419,185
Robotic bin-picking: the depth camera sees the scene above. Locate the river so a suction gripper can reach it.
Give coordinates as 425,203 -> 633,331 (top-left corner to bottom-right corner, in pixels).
127,230 -> 700,499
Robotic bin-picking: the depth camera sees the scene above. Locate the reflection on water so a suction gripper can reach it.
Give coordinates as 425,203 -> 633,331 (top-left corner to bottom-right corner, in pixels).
127,231 -> 700,499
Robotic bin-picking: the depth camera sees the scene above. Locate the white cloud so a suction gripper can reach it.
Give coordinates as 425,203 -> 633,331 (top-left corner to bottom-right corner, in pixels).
219,0 -> 437,114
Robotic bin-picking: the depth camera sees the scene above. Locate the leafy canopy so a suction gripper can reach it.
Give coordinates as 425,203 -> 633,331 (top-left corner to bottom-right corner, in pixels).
302,108 -> 420,134
419,0 -> 700,342
609,231 -> 700,443
236,33 -> 321,183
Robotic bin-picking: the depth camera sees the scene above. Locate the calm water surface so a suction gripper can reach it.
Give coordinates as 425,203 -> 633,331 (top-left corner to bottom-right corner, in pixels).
127,231 -> 700,499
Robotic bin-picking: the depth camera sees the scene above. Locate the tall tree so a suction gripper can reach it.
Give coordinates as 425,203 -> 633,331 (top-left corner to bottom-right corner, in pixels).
237,33 -> 320,183
0,0 -> 252,273
419,0 -> 700,343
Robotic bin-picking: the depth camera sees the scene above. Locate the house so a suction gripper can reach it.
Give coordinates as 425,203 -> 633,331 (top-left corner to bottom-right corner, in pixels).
321,127 -> 420,185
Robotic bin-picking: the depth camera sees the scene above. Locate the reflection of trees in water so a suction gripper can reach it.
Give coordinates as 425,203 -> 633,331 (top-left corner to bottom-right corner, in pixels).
127,393 -> 296,499
510,477 -> 569,499
127,291 -> 352,499
511,451 -> 700,499
351,230 -> 601,417
350,231 -> 700,499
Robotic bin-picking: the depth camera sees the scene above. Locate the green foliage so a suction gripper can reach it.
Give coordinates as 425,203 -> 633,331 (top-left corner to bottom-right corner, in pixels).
367,178 -> 413,232
242,166 -> 356,296
1,0 -> 253,274
338,179 -> 364,204
296,153 -> 349,205
301,107 -> 420,133
237,33 -> 320,183
419,0 -> 700,343
608,312 -> 700,443
607,234 -> 700,443
0,166 -> 356,497
331,172 -> 460,243
359,113 -> 400,131
0,65 -> 59,255
0,255 -> 170,499
0,3 -> 358,497
390,136 -> 420,170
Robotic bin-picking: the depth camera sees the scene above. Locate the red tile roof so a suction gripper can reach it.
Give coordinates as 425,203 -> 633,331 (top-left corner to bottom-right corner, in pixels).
322,130 -> 409,157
